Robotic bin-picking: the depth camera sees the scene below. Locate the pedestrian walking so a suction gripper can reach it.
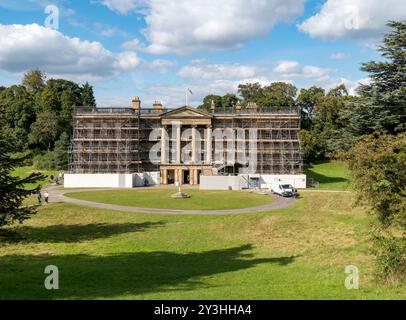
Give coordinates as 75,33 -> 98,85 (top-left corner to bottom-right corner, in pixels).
44,191 -> 49,204
37,191 -> 42,205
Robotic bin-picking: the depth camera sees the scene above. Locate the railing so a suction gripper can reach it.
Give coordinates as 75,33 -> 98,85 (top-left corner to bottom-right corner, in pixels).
73,106 -> 299,115
74,107 -> 135,114
212,106 -> 300,115
74,106 -> 169,115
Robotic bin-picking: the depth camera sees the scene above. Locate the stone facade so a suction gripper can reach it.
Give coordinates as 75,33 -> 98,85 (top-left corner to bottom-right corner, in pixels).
70,98 -> 303,185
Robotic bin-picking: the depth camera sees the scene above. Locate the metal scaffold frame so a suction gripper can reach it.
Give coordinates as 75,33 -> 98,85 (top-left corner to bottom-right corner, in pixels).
69,107 -> 141,174
69,105 -> 303,176
212,107 -> 303,175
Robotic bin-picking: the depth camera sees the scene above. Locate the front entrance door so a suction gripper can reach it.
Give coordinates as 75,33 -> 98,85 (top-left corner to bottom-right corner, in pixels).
196,170 -> 201,184
167,170 -> 175,184
183,170 -> 190,184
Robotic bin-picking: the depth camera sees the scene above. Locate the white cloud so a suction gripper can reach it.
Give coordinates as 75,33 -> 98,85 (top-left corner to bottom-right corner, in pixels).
0,24 -> 141,79
346,77 -> 371,95
178,60 -> 260,80
330,52 -> 350,60
298,0 -> 406,41
122,38 -> 144,50
99,0 -> 146,14
113,51 -> 141,71
147,59 -> 176,73
101,0 -> 306,55
273,60 -> 331,80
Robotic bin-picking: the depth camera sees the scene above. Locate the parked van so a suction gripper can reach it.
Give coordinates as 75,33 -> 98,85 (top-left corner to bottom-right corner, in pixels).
271,183 -> 296,197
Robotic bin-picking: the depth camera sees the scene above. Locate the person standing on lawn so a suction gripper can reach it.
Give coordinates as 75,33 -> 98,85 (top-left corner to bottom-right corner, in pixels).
44,191 -> 49,204
37,191 -> 42,205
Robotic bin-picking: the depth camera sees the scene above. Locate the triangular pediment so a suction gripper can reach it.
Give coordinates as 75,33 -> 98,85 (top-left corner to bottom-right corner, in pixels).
161,106 -> 212,119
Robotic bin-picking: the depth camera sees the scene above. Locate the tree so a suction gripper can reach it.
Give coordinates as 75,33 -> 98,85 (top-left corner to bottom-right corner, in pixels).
38,83 -> 59,113
327,83 -> 348,97
299,130 -> 320,163
257,82 -> 297,109
198,95 -> 222,111
237,82 -> 263,102
53,132 -> 70,170
81,82 -> 96,106
221,93 -> 239,109
0,85 -> 36,149
29,111 -> 59,151
297,86 -> 325,130
60,88 -> 76,136
347,133 -> 406,282
0,134 -> 44,228
356,21 -> 406,134
22,69 -> 46,95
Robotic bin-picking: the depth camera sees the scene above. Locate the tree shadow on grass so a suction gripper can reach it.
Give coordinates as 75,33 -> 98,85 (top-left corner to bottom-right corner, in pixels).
304,167 -> 349,187
0,222 -> 165,243
0,244 -> 296,299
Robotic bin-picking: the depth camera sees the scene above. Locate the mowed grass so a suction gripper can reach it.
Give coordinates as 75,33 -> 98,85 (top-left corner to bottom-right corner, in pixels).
305,161 -> 351,190
65,189 -> 273,210
12,167 -> 60,190
0,192 -> 404,300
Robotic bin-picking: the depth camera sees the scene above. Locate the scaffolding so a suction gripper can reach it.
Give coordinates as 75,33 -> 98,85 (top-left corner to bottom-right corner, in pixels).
211,106 -> 303,175
69,104 -> 303,176
69,107 -> 142,173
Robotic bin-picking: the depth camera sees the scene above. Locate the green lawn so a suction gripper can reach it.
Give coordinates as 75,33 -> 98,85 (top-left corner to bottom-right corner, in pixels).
305,161 -> 351,190
65,189 -> 273,210
0,192 -> 404,300
12,167 -> 61,190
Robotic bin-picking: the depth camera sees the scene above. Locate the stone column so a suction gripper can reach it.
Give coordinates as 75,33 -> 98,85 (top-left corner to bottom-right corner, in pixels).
191,125 -> 197,163
176,125 -> 181,163
178,169 -> 183,185
174,169 -> 178,185
206,125 -> 212,164
190,169 -> 194,185
162,169 -> 168,185
194,169 -> 199,185
161,126 -> 167,164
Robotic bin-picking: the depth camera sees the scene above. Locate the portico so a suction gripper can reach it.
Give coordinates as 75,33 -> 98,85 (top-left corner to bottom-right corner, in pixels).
160,165 -> 213,185
159,107 -> 214,185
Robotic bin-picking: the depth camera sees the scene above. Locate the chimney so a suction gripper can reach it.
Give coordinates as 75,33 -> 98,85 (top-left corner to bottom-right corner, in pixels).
132,96 -> 140,111
210,99 -> 216,113
153,100 -> 163,112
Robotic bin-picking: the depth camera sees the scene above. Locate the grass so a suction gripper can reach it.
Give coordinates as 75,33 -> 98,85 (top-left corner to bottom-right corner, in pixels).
305,160 -> 351,190
65,189 -> 273,210
0,192 -> 404,300
12,166 -> 60,190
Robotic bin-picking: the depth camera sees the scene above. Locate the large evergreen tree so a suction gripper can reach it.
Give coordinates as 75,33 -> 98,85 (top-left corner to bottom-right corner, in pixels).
356,21 -> 406,134
0,134 -> 44,228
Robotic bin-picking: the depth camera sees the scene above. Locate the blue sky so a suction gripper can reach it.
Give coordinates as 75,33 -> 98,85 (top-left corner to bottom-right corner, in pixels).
0,0 -> 404,107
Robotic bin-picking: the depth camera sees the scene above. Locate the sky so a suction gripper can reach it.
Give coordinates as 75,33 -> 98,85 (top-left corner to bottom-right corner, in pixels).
0,0 -> 405,108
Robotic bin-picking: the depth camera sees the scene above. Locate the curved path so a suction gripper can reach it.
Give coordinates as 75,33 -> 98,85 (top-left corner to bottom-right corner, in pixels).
47,186 -> 298,215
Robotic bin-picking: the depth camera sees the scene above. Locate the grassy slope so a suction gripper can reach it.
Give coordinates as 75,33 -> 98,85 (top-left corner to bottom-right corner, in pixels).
305,161 -> 351,190
12,167 -> 60,190
65,189 -> 273,210
0,192 -> 404,300
13,167 -> 60,206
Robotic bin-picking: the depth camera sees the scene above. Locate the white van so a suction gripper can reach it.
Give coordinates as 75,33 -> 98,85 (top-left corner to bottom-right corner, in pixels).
271,183 -> 296,197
